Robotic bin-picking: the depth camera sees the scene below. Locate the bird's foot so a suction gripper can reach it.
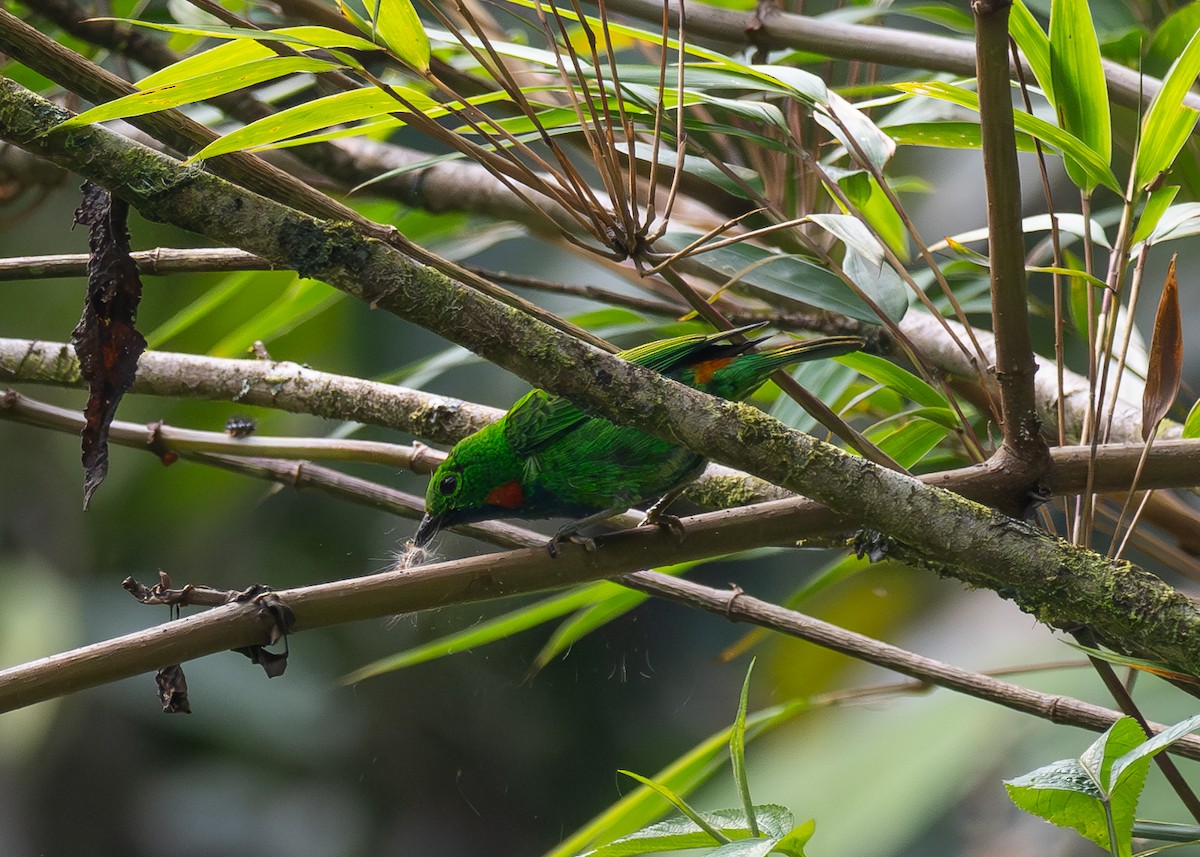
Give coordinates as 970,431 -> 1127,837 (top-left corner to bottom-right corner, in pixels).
641,510 -> 687,543
546,529 -> 598,558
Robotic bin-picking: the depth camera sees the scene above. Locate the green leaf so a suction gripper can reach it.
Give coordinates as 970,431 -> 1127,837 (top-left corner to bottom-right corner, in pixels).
343,582 -> 617,683
806,213 -> 884,267
1110,713 -> 1200,788
532,589 -> 648,673
366,0 -> 430,72
936,212 -> 1111,251
615,773 -> 731,846
1049,0 -> 1110,192
815,91 -> 896,170
1134,26 -> 1200,190
532,556 -> 730,672
578,805 -> 793,856
1010,1 -> 1053,103
59,56 -> 341,127
135,24 -> 379,89
1146,3 -> 1200,78
1135,202 -> 1200,248
835,352 -> 949,409
1131,185 -> 1181,246
144,273 -> 249,349
885,120 -> 1037,152
1184,398 -> 1200,439
840,248 -> 908,324
705,837 -> 780,857
546,700 -> 810,857
772,820 -> 815,857
872,419 -> 948,469
188,87 -> 437,160
1006,717 -> 1147,857
210,277 -> 343,357
895,81 -> 1119,191
658,233 -> 906,324
730,661 -> 757,837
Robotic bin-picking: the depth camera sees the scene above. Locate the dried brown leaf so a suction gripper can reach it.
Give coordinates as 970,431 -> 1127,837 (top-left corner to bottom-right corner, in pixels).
1143,255 -> 1183,440
71,182 -> 146,508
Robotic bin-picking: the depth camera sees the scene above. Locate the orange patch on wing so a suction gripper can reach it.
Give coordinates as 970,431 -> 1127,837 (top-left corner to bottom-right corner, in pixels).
689,357 -> 733,385
485,481 -> 525,509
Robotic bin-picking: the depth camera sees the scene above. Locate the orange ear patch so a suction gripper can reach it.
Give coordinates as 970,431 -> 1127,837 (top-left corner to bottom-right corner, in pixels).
485,481 -> 525,509
689,357 -> 734,385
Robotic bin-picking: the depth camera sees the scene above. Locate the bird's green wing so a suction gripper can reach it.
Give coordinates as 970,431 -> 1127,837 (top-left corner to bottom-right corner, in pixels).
503,324 -> 768,457
502,388 -> 590,458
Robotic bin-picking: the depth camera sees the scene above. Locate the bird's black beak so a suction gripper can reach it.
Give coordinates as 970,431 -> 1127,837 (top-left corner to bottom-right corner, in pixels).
414,513 -> 443,547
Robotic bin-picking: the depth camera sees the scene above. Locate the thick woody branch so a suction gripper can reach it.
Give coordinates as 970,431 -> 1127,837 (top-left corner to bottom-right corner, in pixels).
1,513 -> 1199,766
972,0 -> 1048,478
3,81 -> 1199,676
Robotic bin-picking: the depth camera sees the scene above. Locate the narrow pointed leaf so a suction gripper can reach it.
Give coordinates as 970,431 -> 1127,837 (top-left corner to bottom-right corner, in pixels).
895,81 -> 1118,191
135,25 -> 379,89
188,87 -> 435,161
1049,0 -> 1110,191
1142,256 -> 1182,439
1134,26 -> 1200,190
617,772 -> 730,844
368,0 -> 430,72
730,661 -> 757,837
836,352 -> 950,408
872,419 -> 948,469
546,700 -> 811,857
344,582 -> 616,683
1131,186 -> 1181,246
1009,1 -> 1053,102
59,56 -> 340,127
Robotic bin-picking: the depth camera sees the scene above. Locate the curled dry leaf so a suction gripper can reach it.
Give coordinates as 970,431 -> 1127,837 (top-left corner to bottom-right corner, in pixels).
1142,255 -> 1183,440
71,182 -> 146,508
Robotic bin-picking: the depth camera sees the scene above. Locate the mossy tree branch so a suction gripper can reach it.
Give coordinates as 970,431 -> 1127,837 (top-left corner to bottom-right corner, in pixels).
3,80 -> 1200,677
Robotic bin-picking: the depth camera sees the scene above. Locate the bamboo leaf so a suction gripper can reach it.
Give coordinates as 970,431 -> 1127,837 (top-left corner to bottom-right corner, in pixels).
1009,1 -> 1053,103
367,0 -> 430,72
895,81 -> 1119,191
343,583 -> 617,683
59,56 -> 340,127
188,87 -> 439,161
545,700 -> 810,857
730,661 -> 758,838
1142,255 -> 1183,439
134,24 -> 379,89
1134,26 -> 1200,190
616,772 -> 730,845
835,351 -> 950,409
1049,0 -> 1110,192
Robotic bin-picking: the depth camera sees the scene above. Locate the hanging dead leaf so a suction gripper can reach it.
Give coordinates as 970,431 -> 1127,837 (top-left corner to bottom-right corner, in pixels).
155,664 -> 192,714
71,182 -> 146,508
1142,255 -> 1183,440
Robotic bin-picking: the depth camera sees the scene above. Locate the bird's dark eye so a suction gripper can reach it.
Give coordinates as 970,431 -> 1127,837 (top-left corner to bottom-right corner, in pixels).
439,474 -> 459,496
